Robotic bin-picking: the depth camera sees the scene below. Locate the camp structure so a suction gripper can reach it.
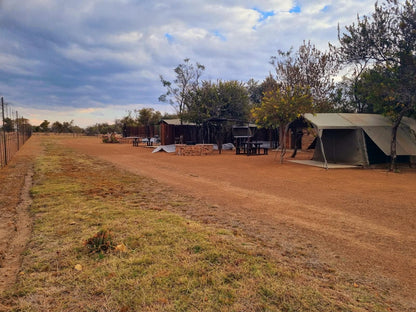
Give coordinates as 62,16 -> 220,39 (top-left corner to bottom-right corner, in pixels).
302,113 -> 416,167
159,119 -> 198,145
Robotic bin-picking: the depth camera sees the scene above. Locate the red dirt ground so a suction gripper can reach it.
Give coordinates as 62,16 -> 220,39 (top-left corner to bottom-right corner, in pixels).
63,136 -> 416,309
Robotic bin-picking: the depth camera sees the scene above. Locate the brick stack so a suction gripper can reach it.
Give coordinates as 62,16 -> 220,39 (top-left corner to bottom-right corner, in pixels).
175,144 -> 214,156
301,129 -> 316,150
118,138 -> 135,144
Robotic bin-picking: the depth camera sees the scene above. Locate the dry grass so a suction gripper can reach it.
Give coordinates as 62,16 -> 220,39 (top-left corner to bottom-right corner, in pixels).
0,138 -> 392,311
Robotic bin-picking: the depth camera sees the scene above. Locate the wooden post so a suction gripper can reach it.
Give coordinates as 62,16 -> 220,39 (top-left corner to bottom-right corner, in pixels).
16,111 -> 20,150
1,97 -> 7,166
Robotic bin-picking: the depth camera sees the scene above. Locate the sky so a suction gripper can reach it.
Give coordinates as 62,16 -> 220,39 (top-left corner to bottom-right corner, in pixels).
0,0 -> 377,127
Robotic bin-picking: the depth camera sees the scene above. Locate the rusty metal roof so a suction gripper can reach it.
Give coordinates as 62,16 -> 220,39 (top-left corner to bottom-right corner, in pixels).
160,119 -> 196,126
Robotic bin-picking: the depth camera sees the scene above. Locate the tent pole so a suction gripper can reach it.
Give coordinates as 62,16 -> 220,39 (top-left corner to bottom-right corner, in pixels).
316,126 -> 328,170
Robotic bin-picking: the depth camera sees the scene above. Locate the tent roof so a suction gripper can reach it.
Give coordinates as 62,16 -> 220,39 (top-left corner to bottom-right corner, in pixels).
303,113 -> 416,156
303,113 -> 395,129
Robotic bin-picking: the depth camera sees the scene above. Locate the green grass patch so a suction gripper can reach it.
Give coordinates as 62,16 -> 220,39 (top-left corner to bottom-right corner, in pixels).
0,138 -> 392,311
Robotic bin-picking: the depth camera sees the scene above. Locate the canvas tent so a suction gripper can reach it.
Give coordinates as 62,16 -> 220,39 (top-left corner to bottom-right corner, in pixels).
303,113 -> 416,167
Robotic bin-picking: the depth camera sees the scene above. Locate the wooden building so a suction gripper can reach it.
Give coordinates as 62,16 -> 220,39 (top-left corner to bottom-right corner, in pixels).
159,119 -> 198,145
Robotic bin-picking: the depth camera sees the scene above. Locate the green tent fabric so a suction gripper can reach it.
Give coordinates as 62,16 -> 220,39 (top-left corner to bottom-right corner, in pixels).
303,113 -> 416,167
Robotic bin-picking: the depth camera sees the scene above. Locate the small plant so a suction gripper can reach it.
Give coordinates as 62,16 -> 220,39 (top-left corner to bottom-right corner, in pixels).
102,133 -> 120,143
84,229 -> 115,254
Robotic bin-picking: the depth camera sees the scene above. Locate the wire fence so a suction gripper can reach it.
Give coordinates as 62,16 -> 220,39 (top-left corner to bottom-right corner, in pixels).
1,97 -> 32,168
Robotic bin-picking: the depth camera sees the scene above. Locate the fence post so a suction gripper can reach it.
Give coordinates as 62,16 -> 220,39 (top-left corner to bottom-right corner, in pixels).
16,110 -> 20,150
1,97 -> 7,166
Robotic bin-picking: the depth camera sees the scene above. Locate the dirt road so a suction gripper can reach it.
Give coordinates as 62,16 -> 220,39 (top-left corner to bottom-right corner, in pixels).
0,136 -> 41,295
63,137 -> 416,308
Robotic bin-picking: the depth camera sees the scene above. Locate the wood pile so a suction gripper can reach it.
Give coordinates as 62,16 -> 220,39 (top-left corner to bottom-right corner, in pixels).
175,144 -> 214,156
118,138 -> 136,144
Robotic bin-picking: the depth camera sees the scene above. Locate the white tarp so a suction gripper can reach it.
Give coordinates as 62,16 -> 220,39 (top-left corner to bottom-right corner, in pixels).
213,143 -> 235,150
152,144 -> 176,153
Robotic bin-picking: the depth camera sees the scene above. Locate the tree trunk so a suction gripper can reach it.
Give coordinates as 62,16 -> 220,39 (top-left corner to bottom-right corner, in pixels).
291,129 -> 298,158
280,123 -> 289,164
389,113 -> 405,172
291,129 -> 302,158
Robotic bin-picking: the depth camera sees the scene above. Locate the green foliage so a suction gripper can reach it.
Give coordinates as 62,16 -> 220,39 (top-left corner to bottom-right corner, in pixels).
1,117 -> 14,132
136,108 -> 162,127
252,85 -> 313,162
246,75 -> 279,109
338,0 -> 416,170
117,111 -> 138,127
32,119 -> 84,133
338,0 -> 416,119
85,122 -> 121,136
33,120 -> 50,132
252,85 -> 313,129
84,229 -> 115,254
271,41 -> 339,112
102,133 -> 120,143
186,80 -> 250,123
355,66 -> 400,115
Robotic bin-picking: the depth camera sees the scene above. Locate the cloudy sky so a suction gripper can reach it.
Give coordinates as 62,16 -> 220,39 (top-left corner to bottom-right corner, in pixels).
0,0 -> 376,127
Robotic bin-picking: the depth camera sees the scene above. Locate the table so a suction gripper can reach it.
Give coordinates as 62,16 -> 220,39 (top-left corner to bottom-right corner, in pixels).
238,142 -> 264,155
132,137 -> 139,147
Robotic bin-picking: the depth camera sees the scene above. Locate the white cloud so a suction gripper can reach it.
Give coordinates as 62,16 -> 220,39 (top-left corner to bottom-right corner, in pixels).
0,54 -> 40,76
0,0 -> 380,127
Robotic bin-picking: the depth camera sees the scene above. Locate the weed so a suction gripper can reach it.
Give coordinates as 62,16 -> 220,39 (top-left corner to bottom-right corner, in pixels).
84,229 -> 115,254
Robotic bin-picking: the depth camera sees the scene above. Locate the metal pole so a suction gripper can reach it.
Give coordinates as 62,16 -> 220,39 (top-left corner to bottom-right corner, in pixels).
16,110 -> 20,150
1,97 -> 8,166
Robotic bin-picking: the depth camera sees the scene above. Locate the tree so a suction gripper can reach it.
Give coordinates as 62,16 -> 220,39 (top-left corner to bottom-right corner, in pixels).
186,80 -> 219,124
246,78 -> 262,106
159,58 -> 205,123
332,75 -> 376,113
252,85 -> 313,163
118,111 -> 139,127
246,75 -> 279,108
271,41 -> 339,112
187,80 -> 250,123
50,121 -> 63,133
39,120 -> 50,132
338,0 -> 416,170
185,80 -> 250,149
136,108 -> 162,138
85,122 -> 119,136
2,117 -> 14,132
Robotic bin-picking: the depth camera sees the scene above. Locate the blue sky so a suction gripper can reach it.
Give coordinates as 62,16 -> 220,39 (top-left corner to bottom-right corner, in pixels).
0,0 -> 376,127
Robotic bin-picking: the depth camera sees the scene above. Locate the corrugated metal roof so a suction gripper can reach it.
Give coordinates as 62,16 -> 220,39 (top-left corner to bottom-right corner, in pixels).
161,119 -> 196,126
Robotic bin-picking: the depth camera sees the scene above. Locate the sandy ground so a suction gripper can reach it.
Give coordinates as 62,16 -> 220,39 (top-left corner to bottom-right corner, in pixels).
62,136 -> 416,308
0,137 -> 40,294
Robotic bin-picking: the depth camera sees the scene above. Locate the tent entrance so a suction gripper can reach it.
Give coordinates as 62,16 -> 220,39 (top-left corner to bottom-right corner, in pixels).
313,129 -> 368,166
364,133 -> 389,164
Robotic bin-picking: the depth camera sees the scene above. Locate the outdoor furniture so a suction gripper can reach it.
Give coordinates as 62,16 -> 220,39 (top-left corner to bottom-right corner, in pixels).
237,142 -> 265,155
247,142 -> 262,155
132,137 -> 139,147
